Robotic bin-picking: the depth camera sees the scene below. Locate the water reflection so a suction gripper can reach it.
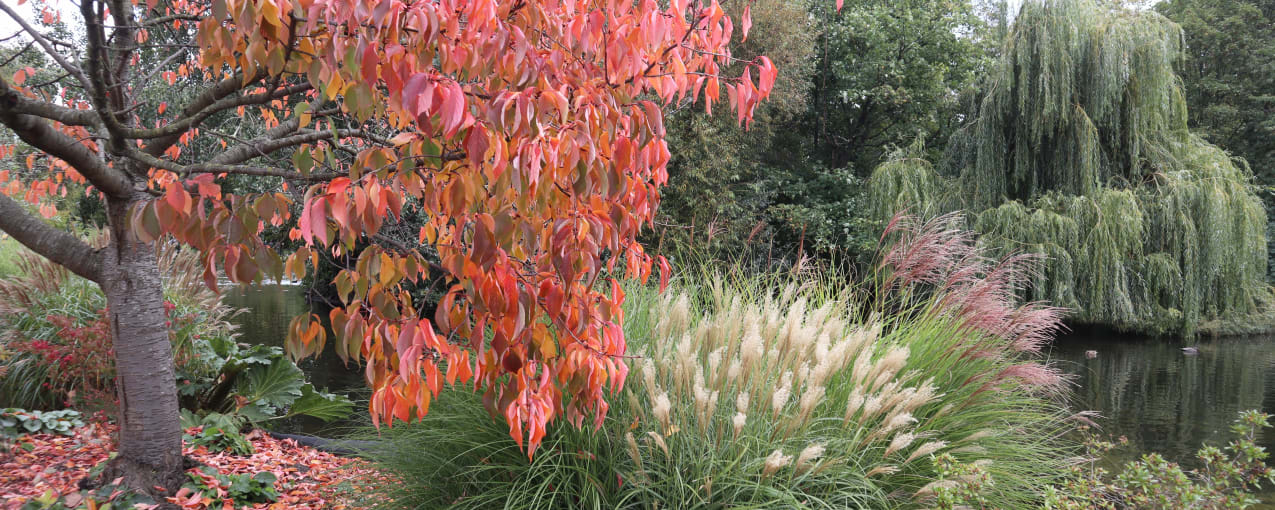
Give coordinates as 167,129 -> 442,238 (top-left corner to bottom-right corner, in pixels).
222,283 -> 366,433
1050,334 -> 1274,466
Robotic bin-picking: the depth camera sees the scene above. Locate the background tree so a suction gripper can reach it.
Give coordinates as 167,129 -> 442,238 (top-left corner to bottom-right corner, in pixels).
1156,0 -> 1275,279
0,0 -> 772,498
868,0 -> 1269,336
803,0 -> 988,174
654,0 -> 989,265
654,0 -> 818,263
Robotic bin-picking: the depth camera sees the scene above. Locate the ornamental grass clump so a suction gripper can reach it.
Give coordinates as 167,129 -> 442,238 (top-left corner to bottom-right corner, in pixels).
615,214 -> 1071,508
363,213 -> 1074,509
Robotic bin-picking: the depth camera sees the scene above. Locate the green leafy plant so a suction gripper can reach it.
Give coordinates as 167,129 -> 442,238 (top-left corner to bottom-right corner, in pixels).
929,453 -> 994,509
181,411 -> 254,456
178,342 -> 353,425
1042,411 -> 1275,510
0,408 -> 84,438
182,466 -> 279,508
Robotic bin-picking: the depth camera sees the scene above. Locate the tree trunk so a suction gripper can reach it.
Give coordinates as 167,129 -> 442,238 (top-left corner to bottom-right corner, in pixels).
96,195 -> 187,499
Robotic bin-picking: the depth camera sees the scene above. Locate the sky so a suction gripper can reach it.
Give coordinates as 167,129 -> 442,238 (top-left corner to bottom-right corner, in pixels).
0,0 -> 78,43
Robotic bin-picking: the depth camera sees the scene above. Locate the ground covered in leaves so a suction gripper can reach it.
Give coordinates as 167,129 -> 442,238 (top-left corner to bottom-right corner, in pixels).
0,424 -> 383,509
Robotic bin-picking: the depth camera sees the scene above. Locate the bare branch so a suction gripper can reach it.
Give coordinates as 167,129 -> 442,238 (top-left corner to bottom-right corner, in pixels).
136,81 -> 310,151
135,48 -> 189,91
0,78 -> 98,126
82,0 -> 130,143
0,1 -> 94,93
210,122 -> 375,167
0,40 -> 35,68
123,147 -> 342,182
0,193 -> 102,282
143,13 -> 204,26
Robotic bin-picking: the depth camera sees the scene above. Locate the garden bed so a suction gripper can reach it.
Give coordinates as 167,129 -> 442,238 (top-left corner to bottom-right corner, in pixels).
1,424 -> 383,509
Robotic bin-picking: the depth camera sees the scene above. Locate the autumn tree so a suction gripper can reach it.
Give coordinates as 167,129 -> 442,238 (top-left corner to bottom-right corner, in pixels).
0,0 -> 775,498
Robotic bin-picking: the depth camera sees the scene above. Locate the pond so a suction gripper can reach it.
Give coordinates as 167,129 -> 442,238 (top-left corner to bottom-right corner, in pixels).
1050,332 -> 1275,506
226,283 -> 1275,501
223,283 -> 366,434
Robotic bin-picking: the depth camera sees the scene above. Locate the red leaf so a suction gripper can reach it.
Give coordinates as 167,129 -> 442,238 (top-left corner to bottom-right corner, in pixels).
308,200 -> 329,246
657,255 -> 672,293
440,82 -> 466,139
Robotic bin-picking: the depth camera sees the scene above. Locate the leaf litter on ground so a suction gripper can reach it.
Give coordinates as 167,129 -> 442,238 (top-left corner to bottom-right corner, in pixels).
1,424 -> 387,509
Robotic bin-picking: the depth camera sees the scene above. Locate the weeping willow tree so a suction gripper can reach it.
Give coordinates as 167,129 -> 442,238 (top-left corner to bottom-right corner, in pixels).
868,0 -> 1270,336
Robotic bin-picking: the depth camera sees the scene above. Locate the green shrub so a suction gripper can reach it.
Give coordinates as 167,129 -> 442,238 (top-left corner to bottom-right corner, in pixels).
0,408 -> 84,437
181,411 -> 254,456
183,466 -> 279,507
362,214 -> 1074,509
1041,411 -> 1275,510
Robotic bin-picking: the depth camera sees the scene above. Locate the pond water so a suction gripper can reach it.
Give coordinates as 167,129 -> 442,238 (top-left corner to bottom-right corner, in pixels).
223,283 -> 366,434
225,283 -> 1275,500
1049,332 -> 1275,505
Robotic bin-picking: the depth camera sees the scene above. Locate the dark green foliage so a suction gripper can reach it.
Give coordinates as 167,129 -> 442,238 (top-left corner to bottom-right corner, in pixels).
803,0 -> 990,175
655,0 -> 819,264
1156,0 -> 1275,281
869,0 -> 1271,336
185,467 -> 280,507
655,0 -> 987,267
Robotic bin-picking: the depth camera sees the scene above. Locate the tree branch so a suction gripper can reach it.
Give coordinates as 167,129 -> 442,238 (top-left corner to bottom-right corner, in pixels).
81,0 -> 130,143
143,13 -> 204,27
135,81 -> 310,151
209,126 -> 374,166
0,78 -> 99,126
0,97 -> 132,198
0,193 -> 102,282
0,2 -> 94,93
123,147 -> 342,182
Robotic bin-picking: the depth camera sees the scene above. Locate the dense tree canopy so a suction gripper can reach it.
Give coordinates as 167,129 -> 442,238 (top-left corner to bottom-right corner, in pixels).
1156,0 -> 1275,279
869,0 -> 1270,336
1157,0 -> 1275,184
654,0 -> 989,264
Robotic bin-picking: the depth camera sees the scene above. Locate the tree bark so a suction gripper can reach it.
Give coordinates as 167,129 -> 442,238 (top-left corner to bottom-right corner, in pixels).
96,194 -> 187,500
